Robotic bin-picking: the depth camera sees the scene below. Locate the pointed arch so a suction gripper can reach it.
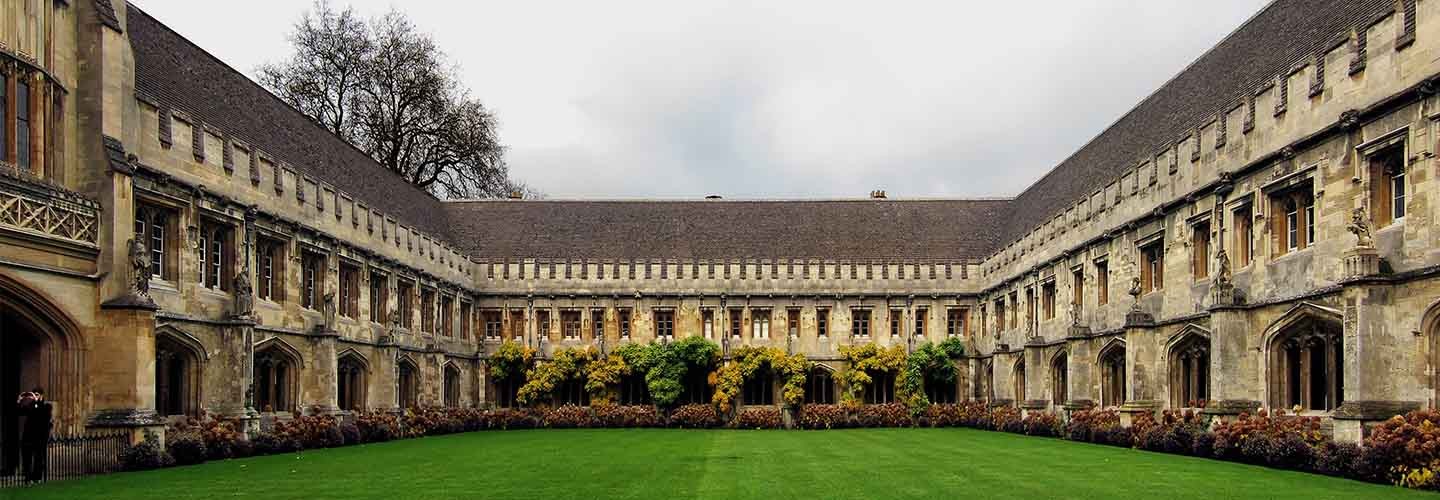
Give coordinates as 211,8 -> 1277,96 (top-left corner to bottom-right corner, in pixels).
1012,356 -> 1027,403
1167,324 -> 1211,408
155,324 -> 207,417
974,357 -> 995,402
396,354 -> 421,409
1098,338 -> 1127,407
1262,302 -> 1343,411
253,335 -> 304,413
442,362 -> 463,407
1423,299 -> 1440,408
1049,349 -> 1069,407
804,363 -> 838,405
337,349 -> 370,411
0,271 -> 85,433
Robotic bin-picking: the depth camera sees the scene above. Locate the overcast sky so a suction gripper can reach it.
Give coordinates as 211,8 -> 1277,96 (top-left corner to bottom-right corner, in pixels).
132,0 -> 1269,199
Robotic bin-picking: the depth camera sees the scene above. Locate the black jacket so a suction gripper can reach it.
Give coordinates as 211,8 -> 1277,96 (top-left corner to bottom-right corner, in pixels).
18,400 -> 52,445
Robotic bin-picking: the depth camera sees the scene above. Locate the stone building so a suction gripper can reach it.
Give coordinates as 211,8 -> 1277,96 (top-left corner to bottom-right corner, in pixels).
0,0 -> 1436,448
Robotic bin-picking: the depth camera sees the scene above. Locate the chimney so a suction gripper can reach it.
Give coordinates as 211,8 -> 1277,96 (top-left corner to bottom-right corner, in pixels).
870,190 -> 887,199
508,190 -> 523,200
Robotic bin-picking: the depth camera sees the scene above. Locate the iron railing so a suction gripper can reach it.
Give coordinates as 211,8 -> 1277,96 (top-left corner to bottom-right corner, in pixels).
0,431 -> 128,488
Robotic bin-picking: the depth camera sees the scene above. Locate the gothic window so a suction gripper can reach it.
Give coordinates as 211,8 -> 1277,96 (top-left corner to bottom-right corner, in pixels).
1269,183 -> 1315,255
751,309 -> 770,340
804,368 -> 836,405
654,309 -> 675,340
444,365 -> 462,407
1042,282 -> 1057,319
338,262 -> 360,318
254,346 -> 298,413
155,334 -> 201,416
620,373 -> 651,406
946,309 -> 965,337
397,280 -> 414,328
257,237 -> 285,302
420,289 -> 436,333
1072,268 -> 1085,309
787,309 -> 800,339
729,308 -> 743,339
742,367 -> 774,406
1191,220 -> 1210,280
1170,333 -> 1210,408
1096,261 -> 1109,305
1233,204 -> 1254,268
702,309 -> 714,339
1100,343 -> 1127,407
397,358 -> 420,409
914,308 -> 927,338
1140,240 -> 1164,293
438,295 -> 453,336
562,310 -> 581,340
300,251 -> 325,310
1370,145 -> 1407,227
1012,359 -> 1026,403
618,309 -> 631,339
591,310 -> 604,340
195,220 -> 232,290
536,310 -> 551,340
507,310 -> 523,341
864,370 -> 896,404
134,203 -> 174,280
1051,352 -> 1068,406
1269,315 -> 1343,411
995,299 -> 1007,331
889,308 -> 903,338
925,371 -> 958,405
368,270 -> 387,324
483,310 -> 502,339
460,302 -> 473,339
337,354 -> 367,411
680,369 -> 712,405
851,309 -> 871,338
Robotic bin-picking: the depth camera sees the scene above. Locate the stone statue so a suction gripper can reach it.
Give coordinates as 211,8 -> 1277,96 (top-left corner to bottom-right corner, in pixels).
1213,248 -> 1232,287
1347,207 -> 1375,248
1070,300 -> 1082,327
128,238 -> 151,297
322,288 -> 337,331
1128,276 -> 1141,299
232,269 -> 254,319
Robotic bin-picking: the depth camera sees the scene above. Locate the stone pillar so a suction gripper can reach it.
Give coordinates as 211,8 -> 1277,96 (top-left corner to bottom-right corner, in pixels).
89,305 -> 165,445
1203,302 -> 1261,424
1117,312 -> 1158,426
309,329 -> 340,414
1064,327 -> 1097,411
1332,278 -> 1422,443
1020,339 -> 1047,415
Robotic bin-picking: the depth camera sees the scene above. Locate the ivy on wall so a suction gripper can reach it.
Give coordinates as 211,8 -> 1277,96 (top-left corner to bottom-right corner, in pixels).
583,352 -> 632,407
712,346 -> 812,413
517,347 -> 598,406
488,341 -> 536,382
614,337 -> 720,408
835,344 -> 907,407
900,337 -> 967,416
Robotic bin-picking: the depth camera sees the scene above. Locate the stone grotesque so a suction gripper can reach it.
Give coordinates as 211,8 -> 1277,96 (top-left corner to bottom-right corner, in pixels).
1347,207 -> 1375,248
1070,300 -> 1082,327
128,238 -> 151,297
232,269 -> 254,319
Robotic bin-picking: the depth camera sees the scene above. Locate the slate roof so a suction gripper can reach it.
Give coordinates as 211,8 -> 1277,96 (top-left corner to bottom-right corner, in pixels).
442,199 -> 1011,261
999,0 -> 1395,246
126,5 -> 450,237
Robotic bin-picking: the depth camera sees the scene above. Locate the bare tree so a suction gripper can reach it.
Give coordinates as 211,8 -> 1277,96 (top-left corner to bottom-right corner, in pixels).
258,1 -> 526,199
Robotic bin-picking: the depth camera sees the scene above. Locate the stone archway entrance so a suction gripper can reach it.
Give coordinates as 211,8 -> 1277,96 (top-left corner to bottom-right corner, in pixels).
0,274 -> 82,475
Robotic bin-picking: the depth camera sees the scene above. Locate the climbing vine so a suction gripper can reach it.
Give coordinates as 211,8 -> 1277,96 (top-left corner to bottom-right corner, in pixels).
615,337 -> 720,408
712,346 -> 812,413
900,337 -> 967,416
584,351 -> 632,406
835,343 -> 907,407
517,347 -> 598,406
488,341 -> 536,381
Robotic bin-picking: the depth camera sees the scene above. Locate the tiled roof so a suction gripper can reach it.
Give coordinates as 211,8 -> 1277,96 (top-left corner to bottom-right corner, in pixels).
1000,0 -> 1395,246
126,5 -> 450,237
442,199 -> 1011,261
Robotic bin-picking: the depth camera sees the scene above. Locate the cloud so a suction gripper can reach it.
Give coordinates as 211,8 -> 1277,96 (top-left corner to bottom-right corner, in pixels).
132,0 -> 1268,199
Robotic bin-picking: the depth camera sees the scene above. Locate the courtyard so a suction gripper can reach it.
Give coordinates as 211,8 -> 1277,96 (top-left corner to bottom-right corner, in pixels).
16,428 -> 1424,500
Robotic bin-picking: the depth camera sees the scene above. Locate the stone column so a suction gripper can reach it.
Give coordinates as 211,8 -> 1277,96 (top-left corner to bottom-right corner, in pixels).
1203,301 -> 1261,423
1332,277 -> 1422,442
1020,339 -> 1047,416
1117,309 -> 1157,426
90,305 -> 165,445
309,329 -> 340,414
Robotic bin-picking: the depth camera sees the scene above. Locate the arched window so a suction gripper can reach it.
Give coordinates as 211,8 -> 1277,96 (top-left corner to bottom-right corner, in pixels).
557,377 -> 588,406
337,353 -> 367,411
254,344 -> 300,413
397,358 -> 420,409
1099,342 -> 1126,407
1169,332 -> 1210,408
680,369 -> 712,405
1012,359 -> 1026,403
443,365 -> 462,407
1051,352 -> 1068,407
620,373 -> 651,405
925,370 -> 958,404
975,358 -> 994,402
1268,313 -> 1343,411
156,332 -> 202,417
743,367 -> 775,406
864,370 -> 897,404
804,367 -> 836,405
493,377 -> 520,408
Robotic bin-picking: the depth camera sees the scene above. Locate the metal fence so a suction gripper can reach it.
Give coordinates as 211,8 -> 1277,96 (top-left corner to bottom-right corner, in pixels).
0,431 -> 129,488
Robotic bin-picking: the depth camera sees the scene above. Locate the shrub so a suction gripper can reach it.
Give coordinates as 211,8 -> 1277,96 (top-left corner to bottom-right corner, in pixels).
1362,409 -> 1440,488
1021,411 -> 1061,437
1095,425 -> 1133,448
1064,407 -> 1120,443
593,405 -> 660,428
1313,441 -> 1363,479
543,404 -> 592,429
956,401 -> 991,428
798,404 -> 849,430
273,415 -> 344,449
339,422 -> 362,446
735,407 -> 783,429
856,403 -> 912,428
1211,409 -> 1323,465
670,404 -> 719,428
356,410 -> 400,442
487,408 -> 541,430
250,430 -> 299,455
1134,410 -> 1206,456
166,431 -> 209,466
1190,431 -> 1216,458
925,404 -> 963,428
990,406 -> 1023,434
119,432 -> 174,471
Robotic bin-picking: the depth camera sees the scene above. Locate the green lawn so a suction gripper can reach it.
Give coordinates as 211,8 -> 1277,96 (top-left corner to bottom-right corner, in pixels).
11,428 -> 1428,500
